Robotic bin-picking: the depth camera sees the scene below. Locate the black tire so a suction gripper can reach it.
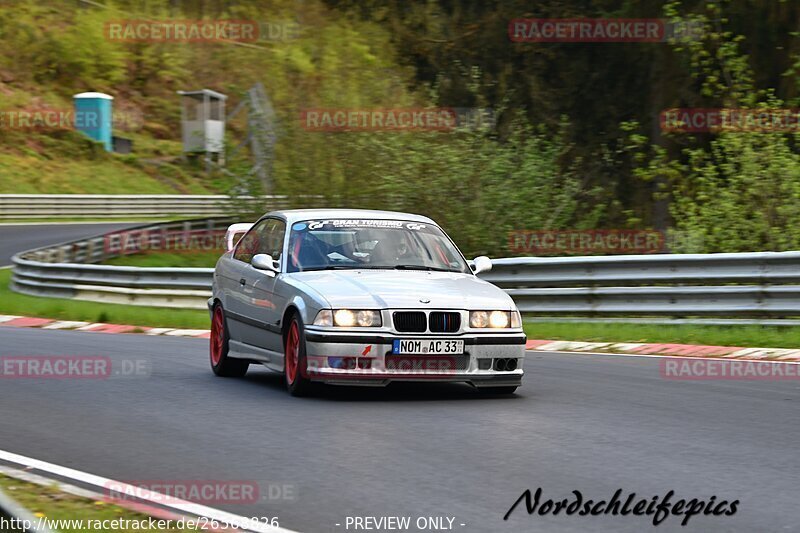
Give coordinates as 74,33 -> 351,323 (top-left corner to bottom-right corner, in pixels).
479,386 -> 518,395
210,304 -> 249,377
284,313 -> 314,397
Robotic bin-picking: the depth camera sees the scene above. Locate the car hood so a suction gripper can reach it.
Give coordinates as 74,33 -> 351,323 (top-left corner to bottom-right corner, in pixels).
288,270 -> 515,310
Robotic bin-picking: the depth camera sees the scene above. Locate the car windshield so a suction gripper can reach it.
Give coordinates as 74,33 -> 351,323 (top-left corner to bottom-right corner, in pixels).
286,218 -> 470,274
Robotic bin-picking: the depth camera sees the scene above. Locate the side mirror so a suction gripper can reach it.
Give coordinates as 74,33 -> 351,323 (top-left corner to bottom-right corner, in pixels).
252,254 -> 280,275
471,255 -> 492,275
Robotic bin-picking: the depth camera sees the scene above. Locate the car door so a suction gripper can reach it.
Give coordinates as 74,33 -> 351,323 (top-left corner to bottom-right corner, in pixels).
237,218 -> 288,352
223,218 -> 271,344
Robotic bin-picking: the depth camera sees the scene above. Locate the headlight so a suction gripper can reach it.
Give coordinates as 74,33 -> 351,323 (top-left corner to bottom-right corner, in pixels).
489,311 -> 509,328
470,311 -> 489,328
470,310 -> 519,329
355,310 -> 380,327
313,309 -> 333,326
333,309 -> 357,327
314,309 -> 382,327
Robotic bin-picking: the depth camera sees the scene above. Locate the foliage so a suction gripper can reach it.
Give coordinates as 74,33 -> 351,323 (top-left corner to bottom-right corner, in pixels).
669,130 -> 800,252
647,2 -> 800,252
0,0 -> 799,254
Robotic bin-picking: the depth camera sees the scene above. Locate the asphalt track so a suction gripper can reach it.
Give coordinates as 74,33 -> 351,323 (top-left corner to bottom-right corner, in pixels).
0,327 -> 797,533
0,222 -> 140,265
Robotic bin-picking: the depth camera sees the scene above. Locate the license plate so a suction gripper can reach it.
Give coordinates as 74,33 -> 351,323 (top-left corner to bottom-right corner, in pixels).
392,339 -> 464,355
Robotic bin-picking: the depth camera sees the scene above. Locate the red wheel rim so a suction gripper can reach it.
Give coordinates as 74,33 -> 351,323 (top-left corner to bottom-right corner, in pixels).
285,321 -> 299,384
210,307 -> 224,366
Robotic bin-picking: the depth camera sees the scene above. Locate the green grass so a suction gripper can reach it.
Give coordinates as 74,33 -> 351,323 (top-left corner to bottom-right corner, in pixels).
0,152 -> 184,194
0,474 -> 197,533
104,251 -> 222,268
524,321 -> 800,349
0,269 -> 209,329
0,116 -> 219,194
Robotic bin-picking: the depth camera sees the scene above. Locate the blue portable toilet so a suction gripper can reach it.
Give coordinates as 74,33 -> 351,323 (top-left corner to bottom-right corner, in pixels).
73,92 -> 113,151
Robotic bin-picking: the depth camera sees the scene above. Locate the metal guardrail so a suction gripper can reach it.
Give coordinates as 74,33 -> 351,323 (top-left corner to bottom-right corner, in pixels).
482,253 -> 800,287
11,218 -> 221,309
0,195 -> 289,219
481,253 -> 800,317
11,222 -> 800,316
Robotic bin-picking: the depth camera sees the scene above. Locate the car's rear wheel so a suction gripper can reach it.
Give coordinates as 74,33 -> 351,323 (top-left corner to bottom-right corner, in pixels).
284,314 -> 313,396
210,304 -> 249,377
479,386 -> 518,395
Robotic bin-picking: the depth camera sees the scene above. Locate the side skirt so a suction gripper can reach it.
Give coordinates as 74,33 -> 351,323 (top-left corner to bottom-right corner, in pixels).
228,340 -> 284,374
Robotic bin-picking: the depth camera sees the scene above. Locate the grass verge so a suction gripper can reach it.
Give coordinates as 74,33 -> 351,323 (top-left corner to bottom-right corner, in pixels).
0,474 -> 196,533
103,251 -> 222,268
524,321 -> 800,349
0,269 -> 209,329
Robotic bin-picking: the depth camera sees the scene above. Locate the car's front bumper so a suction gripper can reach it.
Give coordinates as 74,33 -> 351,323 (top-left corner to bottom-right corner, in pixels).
302,329 -> 526,387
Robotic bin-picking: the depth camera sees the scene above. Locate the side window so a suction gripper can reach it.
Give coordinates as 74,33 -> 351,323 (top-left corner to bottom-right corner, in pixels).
233,219 -> 270,264
260,219 -> 286,262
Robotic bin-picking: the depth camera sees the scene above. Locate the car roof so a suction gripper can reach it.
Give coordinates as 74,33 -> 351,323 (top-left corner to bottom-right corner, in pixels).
265,209 -> 437,225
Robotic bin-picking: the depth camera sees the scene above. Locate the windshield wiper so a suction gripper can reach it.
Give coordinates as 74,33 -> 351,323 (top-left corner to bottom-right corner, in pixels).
302,265 -> 391,271
392,265 -> 459,272
301,264 -> 460,272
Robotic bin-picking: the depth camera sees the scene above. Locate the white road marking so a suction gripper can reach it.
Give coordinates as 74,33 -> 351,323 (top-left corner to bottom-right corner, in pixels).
164,329 -> 210,337
0,449 -> 300,533
75,323 -> 106,331
605,343 -> 647,351
569,342 -> 612,352
0,465 -> 104,500
42,321 -> 91,330
145,328 -> 175,335
727,347 -> 797,359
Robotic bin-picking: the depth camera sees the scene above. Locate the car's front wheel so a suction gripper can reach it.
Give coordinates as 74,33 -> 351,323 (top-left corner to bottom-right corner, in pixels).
284,314 -> 313,396
210,304 -> 249,377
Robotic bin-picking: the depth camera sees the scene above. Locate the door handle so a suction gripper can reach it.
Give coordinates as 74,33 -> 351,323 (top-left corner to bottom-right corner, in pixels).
239,278 -> 246,286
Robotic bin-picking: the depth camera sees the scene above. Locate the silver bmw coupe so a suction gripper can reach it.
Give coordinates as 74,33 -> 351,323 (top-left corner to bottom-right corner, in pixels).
209,209 -> 526,396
